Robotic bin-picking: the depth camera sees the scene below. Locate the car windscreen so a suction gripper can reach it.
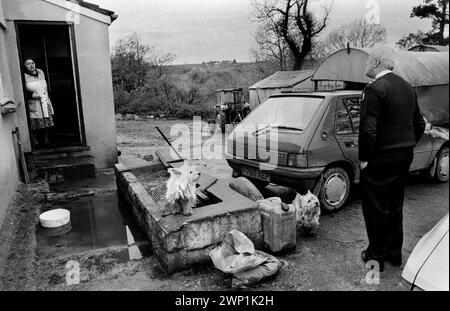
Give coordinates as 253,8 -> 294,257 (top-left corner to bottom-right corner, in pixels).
243,96 -> 324,131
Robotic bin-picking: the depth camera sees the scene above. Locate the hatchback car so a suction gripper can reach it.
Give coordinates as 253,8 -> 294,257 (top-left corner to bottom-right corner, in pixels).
226,91 -> 449,211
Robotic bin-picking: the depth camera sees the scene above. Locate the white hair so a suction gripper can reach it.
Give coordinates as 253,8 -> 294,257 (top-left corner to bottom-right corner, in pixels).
368,45 -> 397,70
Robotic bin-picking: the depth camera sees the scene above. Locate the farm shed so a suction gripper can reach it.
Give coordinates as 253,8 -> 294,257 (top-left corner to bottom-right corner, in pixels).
248,70 -> 314,108
408,44 -> 449,52
311,48 -> 449,125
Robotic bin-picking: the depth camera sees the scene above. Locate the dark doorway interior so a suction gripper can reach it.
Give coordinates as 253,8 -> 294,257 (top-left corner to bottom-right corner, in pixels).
17,23 -> 84,149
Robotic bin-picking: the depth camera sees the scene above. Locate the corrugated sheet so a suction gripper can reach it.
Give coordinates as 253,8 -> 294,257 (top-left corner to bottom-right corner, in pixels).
312,49 -> 371,84
312,48 -> 449,87
394,51 -> 449,86
249,69 -> 315,89
409,45 -> 449,52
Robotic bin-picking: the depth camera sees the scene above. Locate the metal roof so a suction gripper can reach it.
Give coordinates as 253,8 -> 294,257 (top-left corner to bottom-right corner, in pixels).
272,90 -> 363,97
312,48 -> 449,87
249,69 -> 315,89
69,0 -> 116,17
409,45 -> 449,52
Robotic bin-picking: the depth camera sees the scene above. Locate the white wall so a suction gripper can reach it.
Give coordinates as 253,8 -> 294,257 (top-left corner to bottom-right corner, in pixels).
2,0 -> 117,168
0,17 -> 20,228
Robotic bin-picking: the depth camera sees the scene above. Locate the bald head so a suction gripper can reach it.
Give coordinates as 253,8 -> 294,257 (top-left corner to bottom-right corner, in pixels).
365,45 -> 397,78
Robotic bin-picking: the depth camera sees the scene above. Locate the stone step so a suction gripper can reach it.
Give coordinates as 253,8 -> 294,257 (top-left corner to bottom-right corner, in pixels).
34,156 -> 96,185
32,146 -> 91,161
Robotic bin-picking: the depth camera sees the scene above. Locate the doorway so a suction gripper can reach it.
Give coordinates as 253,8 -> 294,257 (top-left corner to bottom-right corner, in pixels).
16,22 -> 85,149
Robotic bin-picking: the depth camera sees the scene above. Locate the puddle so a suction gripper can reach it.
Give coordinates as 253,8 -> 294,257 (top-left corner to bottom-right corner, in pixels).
36,191 -> 146,260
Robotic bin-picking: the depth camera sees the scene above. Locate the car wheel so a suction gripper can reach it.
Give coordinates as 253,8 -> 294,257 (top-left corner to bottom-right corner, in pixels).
434,146 -> 449,183
319,167 -> 351,212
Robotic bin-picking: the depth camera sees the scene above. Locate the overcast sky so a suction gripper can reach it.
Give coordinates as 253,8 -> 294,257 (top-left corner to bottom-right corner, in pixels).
91,0 -> 433,64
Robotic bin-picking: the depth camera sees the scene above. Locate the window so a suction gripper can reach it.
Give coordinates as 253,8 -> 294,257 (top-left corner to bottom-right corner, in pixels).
335,97 -> 362,135
346,98 -> 361,133
336,100 -> 353,134
243,96 -> 324,131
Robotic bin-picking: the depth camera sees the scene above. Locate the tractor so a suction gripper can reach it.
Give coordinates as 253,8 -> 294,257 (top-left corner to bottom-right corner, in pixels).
215,88 -> 251,133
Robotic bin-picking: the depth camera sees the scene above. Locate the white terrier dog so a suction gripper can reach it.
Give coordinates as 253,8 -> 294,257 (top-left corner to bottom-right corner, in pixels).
292,190 -> 321,234
165,162 -> 201,216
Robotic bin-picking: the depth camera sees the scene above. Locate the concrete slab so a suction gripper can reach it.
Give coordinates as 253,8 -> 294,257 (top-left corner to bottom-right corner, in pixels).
116,161 -> 263,273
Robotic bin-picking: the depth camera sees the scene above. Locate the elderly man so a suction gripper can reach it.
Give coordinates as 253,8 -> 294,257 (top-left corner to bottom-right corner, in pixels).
359,46 -> 426,272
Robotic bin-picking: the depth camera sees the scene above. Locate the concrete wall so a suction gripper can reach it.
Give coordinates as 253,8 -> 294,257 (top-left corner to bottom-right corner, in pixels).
2,0 -> 117,168
0,12 -> 20,228
73,15 -> 118,168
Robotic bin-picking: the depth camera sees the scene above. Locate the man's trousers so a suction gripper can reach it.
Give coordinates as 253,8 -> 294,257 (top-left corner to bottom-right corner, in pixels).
360,147 -> 414,260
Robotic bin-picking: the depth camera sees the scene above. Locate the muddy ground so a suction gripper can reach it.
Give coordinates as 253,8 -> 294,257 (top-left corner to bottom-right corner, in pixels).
0,119 -> 448,291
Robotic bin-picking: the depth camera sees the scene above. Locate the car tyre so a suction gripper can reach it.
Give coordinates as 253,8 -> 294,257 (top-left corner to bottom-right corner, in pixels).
243,107 -> 251,118
319,166 -> 351,212
434,146 -> 449,183
248,178 -> 269,191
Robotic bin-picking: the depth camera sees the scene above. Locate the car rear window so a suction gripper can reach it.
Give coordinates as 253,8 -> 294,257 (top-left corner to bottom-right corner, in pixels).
243,96 -> 324,131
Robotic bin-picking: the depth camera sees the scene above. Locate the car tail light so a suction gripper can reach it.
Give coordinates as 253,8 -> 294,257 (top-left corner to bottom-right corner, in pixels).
287,153 -> 307,167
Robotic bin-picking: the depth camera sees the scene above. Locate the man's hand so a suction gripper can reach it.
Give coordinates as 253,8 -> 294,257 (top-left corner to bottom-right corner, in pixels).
360,161 -> 368,170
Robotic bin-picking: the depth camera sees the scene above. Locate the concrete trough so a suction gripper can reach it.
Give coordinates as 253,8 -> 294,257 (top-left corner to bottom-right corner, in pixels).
115,161 -> 262,273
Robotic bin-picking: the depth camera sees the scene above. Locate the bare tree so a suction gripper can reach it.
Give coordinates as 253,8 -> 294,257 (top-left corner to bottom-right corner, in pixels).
253,19 -> 292,71
111,33 -> 151,93
325,18 -> 386,52
252,0 -> 332,70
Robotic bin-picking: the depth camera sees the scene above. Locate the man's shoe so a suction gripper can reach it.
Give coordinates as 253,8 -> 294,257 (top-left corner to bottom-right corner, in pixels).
361,250 -> 384,272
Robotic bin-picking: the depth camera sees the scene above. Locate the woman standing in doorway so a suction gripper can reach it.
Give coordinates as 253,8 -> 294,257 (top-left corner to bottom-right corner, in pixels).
23,58 -> 55,148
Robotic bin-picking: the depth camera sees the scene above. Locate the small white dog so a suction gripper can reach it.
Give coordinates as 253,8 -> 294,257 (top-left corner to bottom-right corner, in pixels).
292,190 -> 321,234
165,162 -> 201,216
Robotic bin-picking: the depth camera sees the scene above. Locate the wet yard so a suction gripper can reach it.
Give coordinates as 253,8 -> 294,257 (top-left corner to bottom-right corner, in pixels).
0,119 -> 448,291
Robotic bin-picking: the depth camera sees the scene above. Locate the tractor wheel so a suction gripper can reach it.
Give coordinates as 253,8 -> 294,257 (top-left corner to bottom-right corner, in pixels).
243,107 -> 251,118
318,166 -> 351,212
434,146 -> 449,183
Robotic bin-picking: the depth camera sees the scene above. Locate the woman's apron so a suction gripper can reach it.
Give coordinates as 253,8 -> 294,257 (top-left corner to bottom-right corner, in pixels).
25,71 -> 54,119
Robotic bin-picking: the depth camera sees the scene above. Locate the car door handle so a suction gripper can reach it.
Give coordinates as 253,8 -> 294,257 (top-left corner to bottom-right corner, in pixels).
344,141 -> 355,147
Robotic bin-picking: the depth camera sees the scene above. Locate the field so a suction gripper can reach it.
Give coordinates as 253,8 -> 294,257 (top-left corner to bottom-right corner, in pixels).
116,119 -> 232,179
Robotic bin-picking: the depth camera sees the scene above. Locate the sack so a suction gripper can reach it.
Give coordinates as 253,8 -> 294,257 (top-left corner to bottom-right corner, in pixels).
209,230 -> 267,274
229,177 -> 264,201
209,230 -> 282,288
232,250 -> 281,288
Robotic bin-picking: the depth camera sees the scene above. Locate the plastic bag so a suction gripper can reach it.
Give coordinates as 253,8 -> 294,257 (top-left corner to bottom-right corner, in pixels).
209,230 -> 267,274
209,230 -> 282,287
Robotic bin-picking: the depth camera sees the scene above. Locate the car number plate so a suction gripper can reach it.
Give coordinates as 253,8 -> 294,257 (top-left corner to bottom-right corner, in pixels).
242,167 -> 270,182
